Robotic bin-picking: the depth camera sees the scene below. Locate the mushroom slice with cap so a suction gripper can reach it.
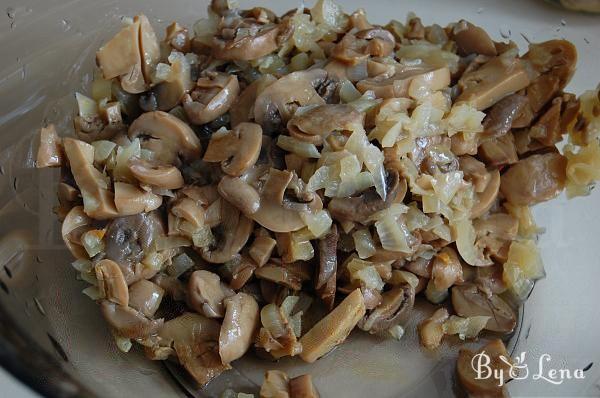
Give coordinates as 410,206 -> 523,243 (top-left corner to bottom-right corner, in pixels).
129,157 -> 184,190
287,104 -> 364,146
457,54 -> 531,111
451,283 -> 516,333
114,182 -> 162,216
523,39 -> 577,91
316,224 -> 338,310
500,152 -> 567,206
218,292 -> 260,364
61,206 -> 91,259
254,69 -> 327,129
63,138 -> 118,219
358,283 -> 415,334
470,169 -> 500,219
100,300 -> 164,339
95,259 -> 129,306
356,66 -> 450,99
212,24 -> 281,61
152,55 -> 194,112
96,21 -> 141,80
200,201 -> 254,264
37,125 -> 63,168
480,94 -> 529,140
128,279 -> 164,318
158,312 -> 229,386
188,270 -> 234,318
249,234 -> 277,267
128,111 -> 201,164
457,339 -> 512,397
431,246 -> 463,291
452,20 -> 497,56
217,176 -> 261,215
203,123 -> 263,176
299,288 -> 366,363
230,75 -> 277,127
183,72 -> 240,125
290,374 -> 320,398
135,15 -> 160,83
328,169 -> 400,223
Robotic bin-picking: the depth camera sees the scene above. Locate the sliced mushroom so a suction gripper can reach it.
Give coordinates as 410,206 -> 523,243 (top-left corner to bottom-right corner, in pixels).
316,224 -> 338,309
470,169 -> 500,219
287,104 -> 364,146
135,15 -> 160,83
418,307 -> 449,350
431,246 -> 463,290
152,54 -> 194,111
218,176 -> 261,215
61,206 -> 91,259
95,259 -> 129,306
100,300 -> 163,339
63,138 -> 118,219
129,157 -> 184,190
529,96 -> 563,146
128,111 -> 201,164
451,283 -> 517,333
356,28 -> 396,57
481,94 -> 528,139
289,374 -> 320,398
452,20 -> 497,56
260,370 -> 290,398
254,69 -> 327,129
114,182 -> 162,216
523,39 -> 577,91
183,73 -> 240,125
221,255 -> 258,290
151,273 -> 185,301
128,279 -> 164,318
457,54 -> 531,111
457,339 -> 512,397
500,152 -> 567,206
459,156 -> 490,193
230,74 -> 278,127
299,288 -> 366,363
358,284 -> 415,333
37,125 -> 63,168
328,169 -> 400,222
158,312 -> 228,386
213,24 -> 281,61
203,123 -> 263,176
249,234 -> 277,267
478,133 -> 519,167
255,263 -> 309,291
356,66 -> 450,99
96,21 -> 141,80
219,292 -> 260,364
188,270 -> 235,318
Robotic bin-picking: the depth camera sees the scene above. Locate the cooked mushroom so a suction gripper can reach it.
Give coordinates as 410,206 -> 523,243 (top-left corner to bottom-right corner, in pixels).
481,94 -> 528,139
254,69 -> 327,130
418,307 -> 449,350
316,224 -> 338,309
114,182 -> 162,216
128,279 -> 164,318
219,292 -> 260,364
37,125 -> 63,168
358,284 -> 415,333
95,259 -> 129,306
128,111 -> 201,164
459,156 -> 490,193
299,288 -> 366,363
500,152 -> 567,206
61,206 -> 91,259
457,339 -> 512,397
96,21 -> 141,80
457,54 -> 530,111
129,157 -> 184,190
478,133 -> 519,167
431,246 -> 463,290
135,15 -> 160,83
356,66 -> 450,99
100,300 -> 163,339
287,104 -> 364,146
230,75 -> 278,127
188,270 -> 235,318
470,169 -> 500,219
249,234 -> 277,267
523,40 -> 577,91
213,24 -> 282,61
356,28 -> 396,57
289,374 -> 320,398
451,283 -> 517,333
328,169 -> 400,222
151,55 -> 194,111
183,73 -> 240,125
158,312 -> 228,386
255,263 -> 309,291
222,255 -> 258,290
151,273 -> 185,301
203,123 -> 263,176
63,138 -> 118,219
452,20 -> 497,56
260,370 -> 290,398
529,96 -> 564,146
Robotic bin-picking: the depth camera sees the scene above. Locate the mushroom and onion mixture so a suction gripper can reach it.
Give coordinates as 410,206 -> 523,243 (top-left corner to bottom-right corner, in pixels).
36,0 -> 600,396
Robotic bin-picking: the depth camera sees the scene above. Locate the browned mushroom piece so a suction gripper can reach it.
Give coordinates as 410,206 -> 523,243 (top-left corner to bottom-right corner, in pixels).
457,54 -> 531,111
451,283 -> 517,333
358,283 -> 415,334
222,255 -> 259,290
523,40 -> 577,91
212,24 -> 282,61
200,201 -> 254,264
128,111 -> 202,164
330,33 -> 370,66
316,225 -> 338,309
230,75 -> 278,127
61,206 -> 91,259
529,96 -> 564,146
418,307 -> 449,350
135,15 -> 160,83
470,169 -> 500,219
254,69 -> 327,130
188,270 -> 234,318
218,292 -> 260,364
158,312 -> 229,386
452,20 -> 497,57
287,104 -> 364,146
128,279 -> 164,318
260,370 -> 290,398
480,94 -> 528,140
459,156 -> 490,192
500,152 -> 567,206
63,138 -> 118,219
289,374 -> 320,398
328,169 -> 400,222
128,157 -> 184,190
299,288 -> 366,363
203,122 -> 263,176
356,66 -> 450,99
249,234 -> 277,267
457,339 -> 512,397
474,213 -> 518,264
355,28 -> 396,58
255,262 -> 310,291
183,72 -> 240,125
37,125 -> 63,168
478,133 -> 519,167
114,182 -> 162,216
95,259 -> 129,306
431,246 -> 463,290
100,300 -> 163,339
152,55 -> 194,111
151,273 -> 186,301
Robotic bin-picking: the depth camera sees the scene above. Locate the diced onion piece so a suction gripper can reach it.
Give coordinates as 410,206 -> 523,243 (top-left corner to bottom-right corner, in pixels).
425,279 -> 448,304
406,100 -> 445,137
82,285 -> 104,300
388,325 -> 405,340
451,218 -> 492,266
348,91 -> 381,113
311,0 -> 348,32
503,203 -> 541,238
92,140 -> 117,164
389,270 -> 419,288
443,103 -> 485,136
81,229 -> 105,258
76,92 -> 99,118
280,296 -> 300,318
336,171 -> 374,197
339,80 -> 362,103
564,141 -> 600,198
339,154 -> 361,180
505,240 -> 545,280
114,334 -> 133,353
72,258 -> 93,273
432,171 -> 464,205
503,261 -> 534,301
91,74 -> 113,102
192,225 -> 216,248
290,52 -> 311,72
300,210 -> 332,238
261,304 -> 287,338
307,165 -> 332,192
375,216 -> 412,253
277,135 -> 321,158
443,315 -> 490,340
352,229 -> 376,259
168,253 -> 195,278
347,258 -> 384,291
406,204 -> 430,231
113,138 -> 141,182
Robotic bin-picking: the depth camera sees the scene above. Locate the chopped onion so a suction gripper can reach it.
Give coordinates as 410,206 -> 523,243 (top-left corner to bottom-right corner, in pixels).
82,285 -> 104,300
72,259 -> 93,273
443,315 -> 490,340
114,335 -> 133,353
91,73 -> 112,102
443,103 -> 485,136
425,279 -> 448,304
503,262 -> 534,301
389,270 -> 419,288
352,229 -> 376,259
388,325 -> 405,340
432,171 -> 465,205
290,52 -> 311,72
339,80 -> 362,103
300,210 -> 332,238
280,296 -> 300,318
564,141 -> 600,198
375,216 -> 411,253
406,100 -> 444,137
348,90 -> 381,113
92,140 -> 117,164
76,92 -> 99,118
505,239 -> 545,280
113,138 -> 141,182
311,0 -> 349,32
192,225 -> 216,248
261,304 -> 287,338
277,135 -> 321,158
405,204 -> 430,231
503,203 -> 541,238
81,229 -> 105,258
345,127 -> 387,199
347,258 -> 385,291
451,218 -> 492,266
